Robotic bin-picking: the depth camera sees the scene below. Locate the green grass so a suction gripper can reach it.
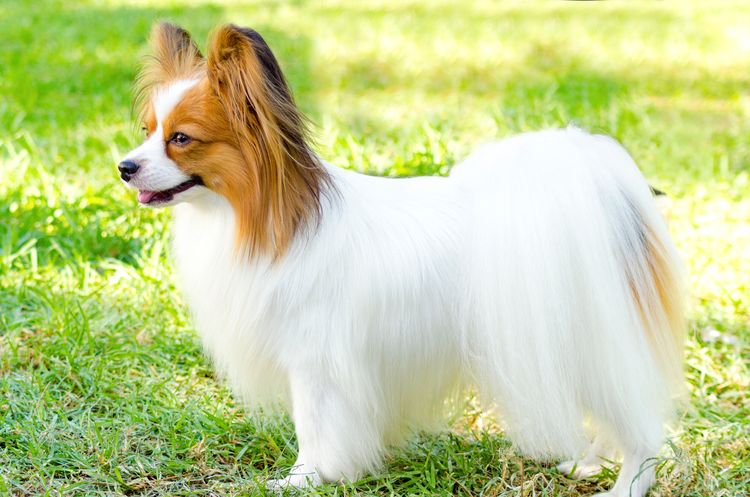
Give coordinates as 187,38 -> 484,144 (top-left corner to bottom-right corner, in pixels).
1,0 -> 748,495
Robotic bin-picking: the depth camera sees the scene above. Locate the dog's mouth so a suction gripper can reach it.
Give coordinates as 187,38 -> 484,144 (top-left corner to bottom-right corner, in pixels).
137,176 -> 204,205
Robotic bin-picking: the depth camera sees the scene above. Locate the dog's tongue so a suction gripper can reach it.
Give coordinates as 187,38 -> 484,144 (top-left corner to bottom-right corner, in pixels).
138,190 -> 158,204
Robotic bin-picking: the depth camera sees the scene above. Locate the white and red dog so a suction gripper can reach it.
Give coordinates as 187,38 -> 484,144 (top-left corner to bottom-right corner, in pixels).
119,23 -> 685,497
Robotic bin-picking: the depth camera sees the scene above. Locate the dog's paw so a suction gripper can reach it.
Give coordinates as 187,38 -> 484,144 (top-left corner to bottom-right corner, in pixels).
556,460 -> 604,480
266,470 -> 322,493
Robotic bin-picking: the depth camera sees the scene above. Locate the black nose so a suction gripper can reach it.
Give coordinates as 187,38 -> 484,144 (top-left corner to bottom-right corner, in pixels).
118,160 -> 140,181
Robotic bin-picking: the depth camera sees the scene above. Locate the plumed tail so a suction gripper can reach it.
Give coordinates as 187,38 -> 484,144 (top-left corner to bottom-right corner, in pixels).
621,195 -> 686,394
584,129 -> 687,397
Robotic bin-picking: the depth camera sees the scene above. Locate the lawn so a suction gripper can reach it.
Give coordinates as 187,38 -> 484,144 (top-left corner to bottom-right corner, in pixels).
0,0 -> 748,495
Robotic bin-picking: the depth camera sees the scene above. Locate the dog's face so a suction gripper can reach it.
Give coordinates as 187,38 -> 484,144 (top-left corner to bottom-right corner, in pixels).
118,23 -> 331,256
118,24 -> 239,207
120,79 -> 209,206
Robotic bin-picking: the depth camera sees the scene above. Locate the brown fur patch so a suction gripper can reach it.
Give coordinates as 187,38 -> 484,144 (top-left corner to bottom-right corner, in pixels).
160,79 -> 254,216
205,24 -> 334,257
630,223 -> 686,391
134,23 -> 333,258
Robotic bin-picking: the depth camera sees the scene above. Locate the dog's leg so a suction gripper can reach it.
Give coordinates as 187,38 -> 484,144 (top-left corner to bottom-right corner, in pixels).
592,445 -> 658,497
557,434 -> 616,479
266,450 -> 322,490
268,369 -> 384,488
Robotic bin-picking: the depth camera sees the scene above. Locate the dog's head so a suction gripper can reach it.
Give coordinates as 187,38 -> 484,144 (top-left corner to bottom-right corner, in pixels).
119,23 -> 330,256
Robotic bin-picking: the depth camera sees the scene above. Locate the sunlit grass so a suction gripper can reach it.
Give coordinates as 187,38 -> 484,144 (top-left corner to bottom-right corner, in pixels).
1,0 -> 748,496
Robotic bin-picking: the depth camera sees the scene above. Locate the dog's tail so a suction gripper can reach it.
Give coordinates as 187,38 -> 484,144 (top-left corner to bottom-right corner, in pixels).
588,145 -> 688,497
618,196 -> 686,392
593,133 -> 686,395
588,135 -> 688,456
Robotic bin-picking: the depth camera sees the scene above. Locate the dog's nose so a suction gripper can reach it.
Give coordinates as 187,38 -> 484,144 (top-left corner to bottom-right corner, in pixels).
118,160 -> 140,182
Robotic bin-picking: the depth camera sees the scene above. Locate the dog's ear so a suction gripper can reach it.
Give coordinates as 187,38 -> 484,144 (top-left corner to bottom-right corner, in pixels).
206,24 -> 331,258
206,24 -> 296,139
149,22 -> 203,81
134,23 -> 203,123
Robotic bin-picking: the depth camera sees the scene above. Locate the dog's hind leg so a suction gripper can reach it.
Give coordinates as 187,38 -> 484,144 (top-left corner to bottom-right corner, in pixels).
557,433 -> 617,480
587,404 -> 663,497
266,451 -> 322,490
592,445 -> 659,497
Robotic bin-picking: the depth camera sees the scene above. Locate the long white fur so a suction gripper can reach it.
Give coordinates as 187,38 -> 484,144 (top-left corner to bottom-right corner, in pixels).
127,83 -> 684,497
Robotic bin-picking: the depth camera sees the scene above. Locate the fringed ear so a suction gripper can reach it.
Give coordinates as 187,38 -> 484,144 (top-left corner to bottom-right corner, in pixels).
206,25 -> 295,138
135,23 -> 203,122
149,22 -> 203,81
206,24 -> 332,258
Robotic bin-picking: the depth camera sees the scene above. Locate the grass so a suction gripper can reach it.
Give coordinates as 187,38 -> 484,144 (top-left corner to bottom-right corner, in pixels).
1,0 -> 748,495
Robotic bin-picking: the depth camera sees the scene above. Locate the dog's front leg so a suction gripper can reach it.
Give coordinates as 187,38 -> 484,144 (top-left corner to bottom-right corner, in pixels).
269,367 -> 384,488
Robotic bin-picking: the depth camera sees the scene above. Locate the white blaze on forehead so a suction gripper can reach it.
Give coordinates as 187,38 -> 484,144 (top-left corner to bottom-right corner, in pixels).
153,79 -> 200,124
121,79 -> 200,193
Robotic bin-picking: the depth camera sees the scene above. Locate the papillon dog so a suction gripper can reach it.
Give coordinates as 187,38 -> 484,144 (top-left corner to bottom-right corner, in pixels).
119,23 -> 685,497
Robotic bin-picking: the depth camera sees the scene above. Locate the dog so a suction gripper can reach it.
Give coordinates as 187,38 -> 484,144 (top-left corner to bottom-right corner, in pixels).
118,23 -> 685,497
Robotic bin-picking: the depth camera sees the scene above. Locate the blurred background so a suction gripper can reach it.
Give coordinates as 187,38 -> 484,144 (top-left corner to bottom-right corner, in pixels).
1,0 -> 747,495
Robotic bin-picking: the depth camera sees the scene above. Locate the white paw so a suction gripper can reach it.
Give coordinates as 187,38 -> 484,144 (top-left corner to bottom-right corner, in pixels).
557,460 -> 604,479
266,467 -> 322,492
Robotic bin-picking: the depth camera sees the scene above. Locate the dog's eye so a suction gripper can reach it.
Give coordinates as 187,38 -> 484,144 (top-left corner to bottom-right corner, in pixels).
169,132 -> 192,146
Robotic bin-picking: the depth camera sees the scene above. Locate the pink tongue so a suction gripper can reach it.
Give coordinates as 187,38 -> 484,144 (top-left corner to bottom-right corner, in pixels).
138,191 -> 157,203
